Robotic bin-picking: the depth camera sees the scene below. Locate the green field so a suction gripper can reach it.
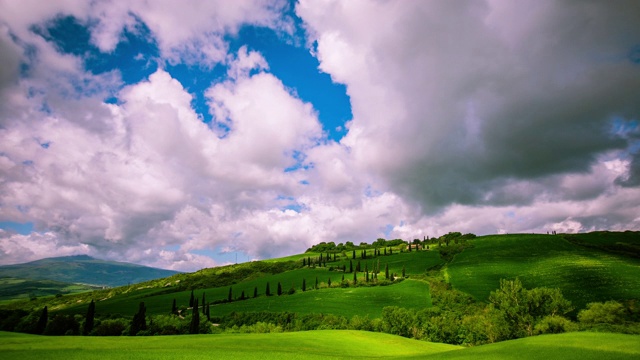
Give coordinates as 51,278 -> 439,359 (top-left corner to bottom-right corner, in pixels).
57,251 -> 440,317
446,234 -> 640,310
0,277 -> 99,304
1,331 -> 638,360
0,330 -> 460,359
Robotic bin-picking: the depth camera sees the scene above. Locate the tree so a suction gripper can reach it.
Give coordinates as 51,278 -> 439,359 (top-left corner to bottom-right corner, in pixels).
189,290 -> 195,308
189,299 -> 199,334
303,258 -> 306,266
402,265 -> 406,278
489,278 -> 572,338
328,278 -> 332,287
130,302 -> 147,336
385,264 -> 389,279
36,306 -> 48,335
353,271 -> 357,284
83,300 -> 95,335
366,270 -> 369,282
277,282 -> 283,296
266,282 -> 271,296
302,278 -> 306,292
202,292 -> 206,314
228,287 -> 233,302
349,260 -> 353,273
315,277 -> 318,289
171,298 -> 177,315
254,286 -> 258,298
240,290 -> 245,300
352,250 -> 356,259
206,302 -> 210,321
356,260 -> 361,272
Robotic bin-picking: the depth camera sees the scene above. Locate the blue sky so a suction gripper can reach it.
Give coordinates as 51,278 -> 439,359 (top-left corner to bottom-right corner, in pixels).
1,1 -> 639,271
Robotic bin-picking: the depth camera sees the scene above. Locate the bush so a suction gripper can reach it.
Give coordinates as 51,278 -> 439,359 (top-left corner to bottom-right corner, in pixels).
44,314 -> 79,336
578,301 -> 627,326
92,319 -> 127,336
534,315 -> 577,335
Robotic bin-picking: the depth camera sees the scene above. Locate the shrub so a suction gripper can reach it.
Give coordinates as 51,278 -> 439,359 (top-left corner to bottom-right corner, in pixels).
534,315 -> 577,335
578,301 -> 627,326
92,319 -> 127,336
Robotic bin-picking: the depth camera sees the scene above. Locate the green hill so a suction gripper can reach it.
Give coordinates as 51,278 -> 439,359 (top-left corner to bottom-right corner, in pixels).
0,278 -> 100,304
1,330 -> 638,360
0,255 -> 180,288
446,233 -> 640,310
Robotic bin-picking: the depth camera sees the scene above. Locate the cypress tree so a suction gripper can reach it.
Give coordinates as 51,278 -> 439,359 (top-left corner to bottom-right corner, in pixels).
409,242 -> 412,252
342,274 -> 345,282
356,260 -> 361,272
206,302 -> 210,321
352,250 -> 356,259
349,260 -> 353,273
353,271 -> 357,284
189,290 -> 194,308
189,299 -> 199,334
333,253 -> 336,261
277,282 -> 283,296
130,302 -> 147,336
343,264 -> 346,272
303,258 -> 306,266
390,273 -> 395,281
385,264 -> 389,279
171,298 -> 177,315
366,270 -> 369,282
83,300 -> 95,335
302,278 -> 306,292
202,292 -> 206,314
328,278 -> 332,287
402,265 -> 406,278
266,282 -> 271,296
228,287 -> 233,302
240,290 -> 245,300
254,286 -> 258,298
384,248 -> 387,255
320,253 -> 323,262
315,277 -> 318,289
36,306 -> 48,335
390,247 -> 393,255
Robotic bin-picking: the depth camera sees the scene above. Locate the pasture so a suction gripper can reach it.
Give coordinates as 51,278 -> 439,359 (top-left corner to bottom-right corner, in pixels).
446,234 -> 640,310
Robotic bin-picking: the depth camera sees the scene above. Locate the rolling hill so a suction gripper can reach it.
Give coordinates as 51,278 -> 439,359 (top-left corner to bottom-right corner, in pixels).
0,255 -> 179,288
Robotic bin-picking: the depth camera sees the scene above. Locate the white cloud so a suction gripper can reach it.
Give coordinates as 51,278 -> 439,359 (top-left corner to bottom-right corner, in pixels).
297,0 -> 640,232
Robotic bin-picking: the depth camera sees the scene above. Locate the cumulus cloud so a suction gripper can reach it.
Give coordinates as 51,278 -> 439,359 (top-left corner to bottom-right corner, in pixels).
297,0 -> 640,213
1,0 -> 640,271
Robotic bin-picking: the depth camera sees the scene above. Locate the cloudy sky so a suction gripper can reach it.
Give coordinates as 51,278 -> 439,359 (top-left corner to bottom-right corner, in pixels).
1,0 -> 639,271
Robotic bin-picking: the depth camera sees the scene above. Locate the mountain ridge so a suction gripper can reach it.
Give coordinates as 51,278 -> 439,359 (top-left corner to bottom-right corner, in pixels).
0,255 -> 180,288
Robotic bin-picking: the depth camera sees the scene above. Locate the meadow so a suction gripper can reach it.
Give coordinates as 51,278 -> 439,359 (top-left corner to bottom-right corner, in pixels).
446,234 -> 640,310
1,330 -> 638,360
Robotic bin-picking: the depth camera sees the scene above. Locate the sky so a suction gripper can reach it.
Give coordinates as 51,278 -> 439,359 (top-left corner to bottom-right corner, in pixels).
1,0 -> 639,271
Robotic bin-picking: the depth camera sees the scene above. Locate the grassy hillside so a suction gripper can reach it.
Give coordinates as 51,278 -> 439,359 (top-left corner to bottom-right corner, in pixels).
0,255 -> 179,287
1,331 -> 638,360
0,330 -> 461,359
0,278 -> 99,304
446,234 -> 640,310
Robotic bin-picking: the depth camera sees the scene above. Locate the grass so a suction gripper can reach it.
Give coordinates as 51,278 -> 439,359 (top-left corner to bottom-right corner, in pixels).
424,332 -> 640,360
57,251 -> 440,317
0,277 -> 99,304
207,279 -> 431,318
0,330 -> 461,359
446,234 -> 640,310
1,331 -> 638,359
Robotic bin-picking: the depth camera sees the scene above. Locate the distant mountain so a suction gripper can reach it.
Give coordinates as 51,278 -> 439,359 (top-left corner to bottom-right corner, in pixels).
0,255 -> 180,287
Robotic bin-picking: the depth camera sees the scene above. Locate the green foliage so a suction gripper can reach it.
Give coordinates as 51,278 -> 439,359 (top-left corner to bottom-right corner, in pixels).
43,314 -> 79,335
578,301 -> 627,326
92,318 -> 127,336
488,278 -> 572,338
534,315 -> 578,335
83,300 -> 95,335
130,302 -> 147,336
